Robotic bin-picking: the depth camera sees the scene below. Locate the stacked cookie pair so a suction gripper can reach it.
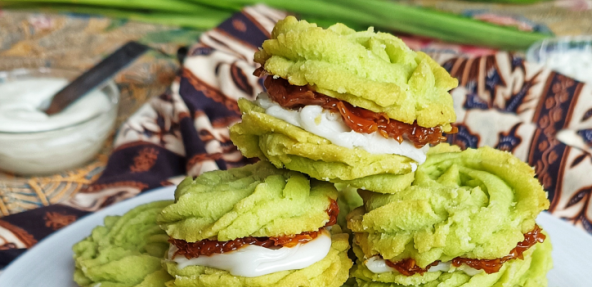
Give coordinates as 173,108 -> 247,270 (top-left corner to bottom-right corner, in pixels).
73,16 -> 553,287
346,145 -> 552,286
230,16 -> 552,286
159,162 -> 351,287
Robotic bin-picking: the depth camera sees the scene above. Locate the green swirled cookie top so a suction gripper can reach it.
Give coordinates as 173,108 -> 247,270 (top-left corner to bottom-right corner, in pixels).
255,16 -> 458,130
72,201 -> 173,287
347,146 -> 550,267
157,161 -> 338,242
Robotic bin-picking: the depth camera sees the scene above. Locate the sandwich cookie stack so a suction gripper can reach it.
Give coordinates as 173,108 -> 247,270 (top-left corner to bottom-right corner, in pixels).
229,16 -> 553,287
230,16 -> 458,194
71,16 -> 554,287
347,145 -> 553,286
157,162 -> 352,287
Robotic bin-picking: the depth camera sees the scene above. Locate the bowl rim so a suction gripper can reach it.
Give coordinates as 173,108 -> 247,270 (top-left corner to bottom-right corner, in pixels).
526,35 -> 592,64
0,67 -> 120,135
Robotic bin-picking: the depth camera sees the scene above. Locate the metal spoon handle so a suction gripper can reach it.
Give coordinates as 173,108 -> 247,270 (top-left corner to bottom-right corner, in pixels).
45,41 -> 150,115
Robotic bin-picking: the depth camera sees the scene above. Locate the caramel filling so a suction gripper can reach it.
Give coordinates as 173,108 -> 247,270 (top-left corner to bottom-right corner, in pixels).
384,225 -> 546,276
171,199 -> 339,259
257,70 -> 455,148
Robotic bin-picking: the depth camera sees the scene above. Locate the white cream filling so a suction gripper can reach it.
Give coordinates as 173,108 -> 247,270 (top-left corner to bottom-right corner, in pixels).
365,256 -> 483,276
168,230 -> 331,277
255,93 -> 429,165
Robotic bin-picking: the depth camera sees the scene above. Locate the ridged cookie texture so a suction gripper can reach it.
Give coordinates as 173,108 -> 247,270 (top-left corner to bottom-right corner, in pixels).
163,226 -> 352,287
347,146 -> 552,286
230,99 -> 415,193
347,147 -> 552,287
157,161 -> 338,242
255,16 -> 458,130
72,201 -> 173,287
351,236 -> 552,287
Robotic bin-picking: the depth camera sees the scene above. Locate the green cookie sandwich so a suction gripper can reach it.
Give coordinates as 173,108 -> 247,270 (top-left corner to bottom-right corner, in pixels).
72,201 -> 173,287
347,145 -> 553,286
157,162 -> 352,287
230,16 -> 458,193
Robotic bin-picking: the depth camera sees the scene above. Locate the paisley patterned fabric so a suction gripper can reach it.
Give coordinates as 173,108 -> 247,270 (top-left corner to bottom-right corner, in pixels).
1,4 -> 591,270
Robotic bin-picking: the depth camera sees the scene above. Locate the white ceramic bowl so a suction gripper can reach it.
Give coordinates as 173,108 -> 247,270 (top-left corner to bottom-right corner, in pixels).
0,68 -> 119,175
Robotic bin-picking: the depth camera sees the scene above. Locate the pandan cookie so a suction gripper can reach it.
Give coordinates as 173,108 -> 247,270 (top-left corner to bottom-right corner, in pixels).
347,146 -> 552,286
158,162 -> 352,287
255,16 -> 457,130
72,201 -> 173,287
157,161 -> 338,241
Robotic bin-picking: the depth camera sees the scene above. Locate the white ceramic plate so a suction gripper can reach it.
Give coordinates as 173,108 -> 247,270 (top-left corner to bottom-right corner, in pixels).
1,185 -> 591,287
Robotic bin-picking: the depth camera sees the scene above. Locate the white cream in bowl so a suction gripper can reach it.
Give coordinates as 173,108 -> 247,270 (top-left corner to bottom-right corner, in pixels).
0,70 -> 118,175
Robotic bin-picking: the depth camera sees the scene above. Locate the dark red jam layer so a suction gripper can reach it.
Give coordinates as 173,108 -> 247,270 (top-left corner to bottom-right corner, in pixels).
384,258 -> 439,276
450,225 -> 546,274
385,225 -> 546,276
170,199 -> 339,259
257,70 -> 455,148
